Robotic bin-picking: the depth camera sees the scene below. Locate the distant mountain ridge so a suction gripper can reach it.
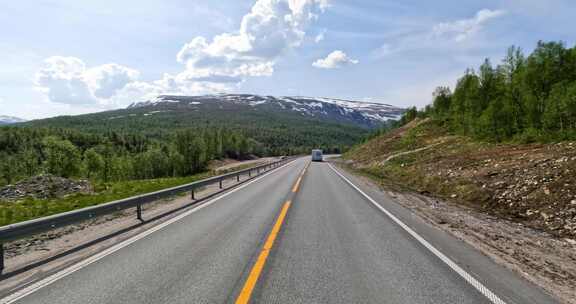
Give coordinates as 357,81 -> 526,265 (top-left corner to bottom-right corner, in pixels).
0,115 -> 26,125
128,94 -> 404,129
24,94 -> 405,152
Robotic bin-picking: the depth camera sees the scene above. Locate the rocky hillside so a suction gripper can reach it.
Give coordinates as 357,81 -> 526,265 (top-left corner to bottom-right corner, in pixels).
345,118 -> 576,239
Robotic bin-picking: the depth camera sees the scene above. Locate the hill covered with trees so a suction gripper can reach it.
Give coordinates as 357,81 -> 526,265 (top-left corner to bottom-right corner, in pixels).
25,94 -> 402,153
397,40 -> 576,142
346,40 -> 576,239
1,95 -> 401,186
343,43 -> 576,297
0,127 -> 258,187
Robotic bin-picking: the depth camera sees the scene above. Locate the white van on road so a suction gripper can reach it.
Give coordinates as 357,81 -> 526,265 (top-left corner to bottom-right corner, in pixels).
311,149 -> 323,162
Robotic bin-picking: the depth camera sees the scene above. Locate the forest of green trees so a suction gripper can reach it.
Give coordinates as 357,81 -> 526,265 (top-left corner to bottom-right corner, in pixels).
0,127 -> 262,186
0,97 -> 359,187
397,41 -> 576,142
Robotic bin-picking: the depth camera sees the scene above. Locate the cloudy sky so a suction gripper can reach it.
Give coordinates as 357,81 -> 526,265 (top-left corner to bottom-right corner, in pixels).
1,0 -> 575,119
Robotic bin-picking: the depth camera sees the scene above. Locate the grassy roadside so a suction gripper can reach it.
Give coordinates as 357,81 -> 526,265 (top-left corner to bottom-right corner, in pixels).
0,173 -> 212,226
0,158 -> 280,226
356,142 -> 492,207
344,119 -> 492,205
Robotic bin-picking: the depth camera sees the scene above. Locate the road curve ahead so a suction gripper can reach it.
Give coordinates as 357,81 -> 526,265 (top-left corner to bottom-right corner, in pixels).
1,158 -> 558,304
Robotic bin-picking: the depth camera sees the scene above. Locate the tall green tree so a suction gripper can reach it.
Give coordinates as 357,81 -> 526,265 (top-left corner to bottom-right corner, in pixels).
450,70 -> 480,134
84,148 -> 104,179
432,86 -> 452,119
42,136 -> 81,178
21,148 -> 40,177
397,40 -> 576,143
0,152 -> 19,184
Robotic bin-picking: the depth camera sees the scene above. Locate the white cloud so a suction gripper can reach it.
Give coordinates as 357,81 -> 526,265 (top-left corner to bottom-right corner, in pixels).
312,50 -> 358,69
176,0 -> 328,86
314,30 -> 326,43
373,43 -> 392,58
370,9 -> 506,59
34,56 -> 139,106
109,73 -> 240,107
33,0 -> 329,108
34,56 -> 99,105
84,63 -> 139,99
432,9 -> 506,42
112,0 -> 329,103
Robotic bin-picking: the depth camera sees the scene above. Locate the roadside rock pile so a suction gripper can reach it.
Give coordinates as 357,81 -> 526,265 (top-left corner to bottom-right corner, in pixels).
424,142 -> 576,238
0,175 -> 92,201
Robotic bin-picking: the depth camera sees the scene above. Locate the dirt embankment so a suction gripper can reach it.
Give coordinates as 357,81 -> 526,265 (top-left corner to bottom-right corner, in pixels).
347,118 -> 576,239
344,118 -> 576,303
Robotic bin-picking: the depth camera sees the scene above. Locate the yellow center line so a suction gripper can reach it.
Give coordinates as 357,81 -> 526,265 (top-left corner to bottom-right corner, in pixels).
235,162 -> 310,304
235,200 -> 291,304
291,176 -> 302,193
292,161 -> 311,193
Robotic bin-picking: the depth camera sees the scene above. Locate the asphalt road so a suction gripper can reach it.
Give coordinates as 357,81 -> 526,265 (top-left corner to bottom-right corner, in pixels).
1,157 -> 559,304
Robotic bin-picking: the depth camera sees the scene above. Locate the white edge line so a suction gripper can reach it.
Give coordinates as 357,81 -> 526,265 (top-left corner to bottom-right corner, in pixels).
327,163 -> 507,304
0,160 -> 300,304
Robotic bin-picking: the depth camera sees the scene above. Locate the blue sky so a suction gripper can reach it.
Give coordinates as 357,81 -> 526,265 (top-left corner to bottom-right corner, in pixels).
1,0 -> 575,119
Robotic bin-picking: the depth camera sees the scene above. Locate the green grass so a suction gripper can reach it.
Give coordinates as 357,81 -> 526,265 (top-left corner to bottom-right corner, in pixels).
352,160 -> 490,208
343,118 -> 493,207
0,173 -> 211,226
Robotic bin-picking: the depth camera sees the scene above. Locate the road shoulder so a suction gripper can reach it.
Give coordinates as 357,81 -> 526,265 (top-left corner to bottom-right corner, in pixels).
331,160 -> 566,304
0,159 -> 292,299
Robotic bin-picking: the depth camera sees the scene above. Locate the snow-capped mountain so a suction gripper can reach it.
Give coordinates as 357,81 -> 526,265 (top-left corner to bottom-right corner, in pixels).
0,115 -> 26,125
128,94 -> 404,128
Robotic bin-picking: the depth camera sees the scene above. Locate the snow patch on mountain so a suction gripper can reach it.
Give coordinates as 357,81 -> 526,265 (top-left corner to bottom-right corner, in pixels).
127,94 -> 405,128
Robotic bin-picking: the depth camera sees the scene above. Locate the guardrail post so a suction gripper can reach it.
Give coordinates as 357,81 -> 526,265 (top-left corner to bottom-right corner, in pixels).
191,189 -> 195,200
237,174 -> 240,182
219,178 -> 223,189
0,243 -> 4,274
248,169 -> 251,177
136,204 -> 143,222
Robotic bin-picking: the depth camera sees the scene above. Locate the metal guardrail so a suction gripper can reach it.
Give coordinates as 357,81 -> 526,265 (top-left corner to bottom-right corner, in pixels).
0,157 -> 294,272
